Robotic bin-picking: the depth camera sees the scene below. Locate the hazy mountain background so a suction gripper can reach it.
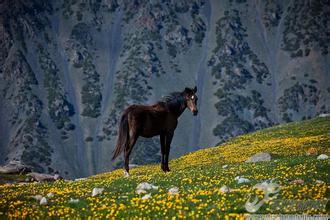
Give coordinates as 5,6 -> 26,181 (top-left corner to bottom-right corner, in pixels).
0,0 -> 329,178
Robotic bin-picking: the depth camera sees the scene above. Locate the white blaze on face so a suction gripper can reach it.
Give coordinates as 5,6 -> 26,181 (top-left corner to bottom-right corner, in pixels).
191,95 -> 195,100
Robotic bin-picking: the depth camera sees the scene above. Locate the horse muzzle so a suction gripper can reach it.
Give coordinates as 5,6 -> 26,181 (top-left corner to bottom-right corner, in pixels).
193,110 -> 198,116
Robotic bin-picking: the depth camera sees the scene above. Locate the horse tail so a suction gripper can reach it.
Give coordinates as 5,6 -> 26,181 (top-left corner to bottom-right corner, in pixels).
112,113 -> 129,160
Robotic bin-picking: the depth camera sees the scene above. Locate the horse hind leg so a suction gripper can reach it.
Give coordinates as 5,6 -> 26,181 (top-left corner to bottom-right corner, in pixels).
124,129 -> 138,176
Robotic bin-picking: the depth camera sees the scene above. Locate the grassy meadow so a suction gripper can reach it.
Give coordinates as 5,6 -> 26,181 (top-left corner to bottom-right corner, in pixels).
0,116 -> 329,218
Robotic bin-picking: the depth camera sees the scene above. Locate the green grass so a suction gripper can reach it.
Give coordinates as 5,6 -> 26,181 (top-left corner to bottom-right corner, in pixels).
0,116 -> 329,218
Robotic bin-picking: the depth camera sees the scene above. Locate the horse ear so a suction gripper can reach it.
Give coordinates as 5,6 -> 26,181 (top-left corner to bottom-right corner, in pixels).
184,87 -> 190,93
193,86 -> 197,93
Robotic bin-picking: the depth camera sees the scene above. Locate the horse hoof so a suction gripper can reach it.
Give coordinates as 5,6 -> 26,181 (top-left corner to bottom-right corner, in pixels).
124,170 -> 130,177
161,164 -> 166,172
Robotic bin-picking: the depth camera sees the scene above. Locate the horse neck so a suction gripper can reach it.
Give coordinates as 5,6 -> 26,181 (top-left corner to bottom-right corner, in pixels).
170,101 -> 187,118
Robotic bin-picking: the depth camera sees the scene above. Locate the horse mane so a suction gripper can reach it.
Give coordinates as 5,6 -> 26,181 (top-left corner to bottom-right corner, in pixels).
160,91 -> 185,112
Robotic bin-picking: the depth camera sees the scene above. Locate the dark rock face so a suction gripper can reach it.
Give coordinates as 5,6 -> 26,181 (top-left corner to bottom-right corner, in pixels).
0,0 -> 329,178
210,9 -> 273,142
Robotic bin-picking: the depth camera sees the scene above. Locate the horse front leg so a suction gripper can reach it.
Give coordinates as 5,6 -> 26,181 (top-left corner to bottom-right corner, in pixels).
165,132 -> 174,172
160,133 -> 166,172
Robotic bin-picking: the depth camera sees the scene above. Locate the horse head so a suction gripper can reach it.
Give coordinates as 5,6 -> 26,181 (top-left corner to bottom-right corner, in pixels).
184,86 -> 198,116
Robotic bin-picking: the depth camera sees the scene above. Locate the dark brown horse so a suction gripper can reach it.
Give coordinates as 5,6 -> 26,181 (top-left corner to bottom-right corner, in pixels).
112,87 -> 198,176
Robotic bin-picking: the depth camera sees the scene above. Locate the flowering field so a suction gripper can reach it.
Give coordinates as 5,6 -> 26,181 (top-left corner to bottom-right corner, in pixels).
1,116 -> 329,218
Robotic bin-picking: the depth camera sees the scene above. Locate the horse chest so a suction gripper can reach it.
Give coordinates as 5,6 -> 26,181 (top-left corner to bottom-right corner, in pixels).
163,117 -> 177,131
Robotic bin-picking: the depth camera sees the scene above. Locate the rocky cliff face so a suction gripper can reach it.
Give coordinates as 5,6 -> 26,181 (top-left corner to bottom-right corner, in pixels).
1,0 -> 329,178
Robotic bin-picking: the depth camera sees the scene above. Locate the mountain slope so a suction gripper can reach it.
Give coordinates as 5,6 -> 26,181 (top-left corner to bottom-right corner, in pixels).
0,0 -> 329,178
0,116 -> 329,218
